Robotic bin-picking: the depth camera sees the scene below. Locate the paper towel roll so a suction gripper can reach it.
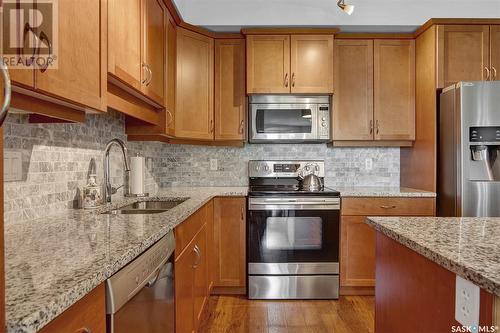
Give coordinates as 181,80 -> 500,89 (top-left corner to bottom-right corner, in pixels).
130,155 -> 145,195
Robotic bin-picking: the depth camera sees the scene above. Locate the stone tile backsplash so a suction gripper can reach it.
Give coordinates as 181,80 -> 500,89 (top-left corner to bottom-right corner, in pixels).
4,110 -> 399,225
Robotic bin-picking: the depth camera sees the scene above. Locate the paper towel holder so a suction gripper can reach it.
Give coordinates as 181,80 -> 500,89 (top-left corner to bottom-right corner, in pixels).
126,154 -> 150,198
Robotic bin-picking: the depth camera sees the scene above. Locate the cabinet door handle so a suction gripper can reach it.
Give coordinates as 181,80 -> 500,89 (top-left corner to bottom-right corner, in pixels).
38,31 -> 52,73
145,64 -> 153,86
166,109 -> 174,127
485,67 -> 491,81
238,120 -> 244,134
284,73 -> 289,87
210,119 -> 214,133
375,120 -> 380,135
23,23 -> 39,65
0,60 -> 11,127
141,63 -> 148,84
492,66 -> 497,80
241,207 -> 244,220
291,72 -> 295,87
369,120 -> 373,135
192,245 -> 201,268
380,205 -> 396,209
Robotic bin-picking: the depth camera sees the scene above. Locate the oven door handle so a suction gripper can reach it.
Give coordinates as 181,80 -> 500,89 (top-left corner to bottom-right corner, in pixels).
248,197 -> 340,211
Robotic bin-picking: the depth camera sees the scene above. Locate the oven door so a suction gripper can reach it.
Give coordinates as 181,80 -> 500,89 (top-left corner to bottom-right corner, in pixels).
247,197 -> 340,275
249,103 -> 319,142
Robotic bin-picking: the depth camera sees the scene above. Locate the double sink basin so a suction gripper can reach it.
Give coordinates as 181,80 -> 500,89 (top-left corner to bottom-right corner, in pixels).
103,198 -> 188,215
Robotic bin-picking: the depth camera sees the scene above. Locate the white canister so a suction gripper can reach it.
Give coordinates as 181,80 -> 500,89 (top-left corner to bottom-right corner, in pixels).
129,155 -> 146,195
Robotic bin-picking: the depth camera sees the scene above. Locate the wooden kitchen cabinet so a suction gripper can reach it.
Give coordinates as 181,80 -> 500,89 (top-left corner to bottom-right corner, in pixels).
333,40 -> 374,141
214,39 -> 246,141
290,35 -> 333,93
490,25 -> 500,81
332,39 -> 415,145
212,197 -> 246,292
437,25 -> 490,88
175,202 -> 211,333
38,284 -> 105,333
374,40 -> 415,141
108,0 -> 165,110
175,28 -> 214,140
246,35 -> 290,93
340,197 -> 435,295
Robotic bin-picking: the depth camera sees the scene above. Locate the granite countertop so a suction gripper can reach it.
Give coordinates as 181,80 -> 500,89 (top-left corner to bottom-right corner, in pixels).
366,216 -> 500,297
4,187 -> 247,333
337,186 -> 436,198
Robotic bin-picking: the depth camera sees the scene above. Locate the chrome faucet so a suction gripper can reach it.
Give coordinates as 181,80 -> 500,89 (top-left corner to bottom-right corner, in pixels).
103,138 -> 131,203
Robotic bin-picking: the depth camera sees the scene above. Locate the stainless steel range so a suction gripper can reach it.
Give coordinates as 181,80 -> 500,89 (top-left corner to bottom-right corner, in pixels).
247,160 -> 340,299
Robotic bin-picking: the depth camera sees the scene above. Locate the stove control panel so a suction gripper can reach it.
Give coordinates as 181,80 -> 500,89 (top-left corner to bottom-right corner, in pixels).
249,160 -> 325,178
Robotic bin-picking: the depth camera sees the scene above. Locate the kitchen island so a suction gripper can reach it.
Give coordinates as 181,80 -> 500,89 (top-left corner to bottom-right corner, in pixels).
366,216 -> 500,332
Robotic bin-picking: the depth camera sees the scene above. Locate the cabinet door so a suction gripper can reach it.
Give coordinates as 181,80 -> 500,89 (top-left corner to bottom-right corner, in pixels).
142,0 -> 165,105
165,13 -> 176,136
332,40 -> 374,141
213,197 -> 246,288
374,40 -> 415,141
39,284 -> 106,333
290,35 -> 333,93
491,25 -> 500,81
175,244 -> 195,333
340,216 -> 375,287
175,28 -> 214,140
108,0 -> 142,91
214,39 -> 246,141
437,25 -> 490,88
246,35 -> 290,93
36,0 -> 104,110
193,225 -> 208,327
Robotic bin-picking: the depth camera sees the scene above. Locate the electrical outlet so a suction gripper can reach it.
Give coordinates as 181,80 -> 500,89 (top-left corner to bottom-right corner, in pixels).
209,159 -> 218,171
365,158 -> 373,171
4,150 -> 22,181
455,275 -> 480,327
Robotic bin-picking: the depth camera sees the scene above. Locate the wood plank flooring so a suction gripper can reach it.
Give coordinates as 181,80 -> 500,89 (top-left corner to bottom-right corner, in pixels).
199,296 -> 374,333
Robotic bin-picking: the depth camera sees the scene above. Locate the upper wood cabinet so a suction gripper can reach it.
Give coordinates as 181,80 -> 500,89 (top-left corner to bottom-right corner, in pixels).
214,39 -> 246,141
108,0 -> 165,106
175,28 -> 214,140
332,39 -> 415,145
489,25 -> 500,81
9,0 -> 106,120
290,35 -> 334,93
374,40 -> 415,141
246,34 -> 334,94
246,35 -> 290,93
213,197 -> 246,291
333,40 -> 374,141
437,25 -> 491,88
142,0 -> 166,105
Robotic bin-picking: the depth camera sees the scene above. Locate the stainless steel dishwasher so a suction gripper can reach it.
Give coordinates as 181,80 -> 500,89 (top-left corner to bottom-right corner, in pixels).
106,232 -> 175,333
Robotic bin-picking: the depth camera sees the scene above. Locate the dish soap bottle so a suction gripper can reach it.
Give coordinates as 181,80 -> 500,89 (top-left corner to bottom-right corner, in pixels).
82,158 -> 103,209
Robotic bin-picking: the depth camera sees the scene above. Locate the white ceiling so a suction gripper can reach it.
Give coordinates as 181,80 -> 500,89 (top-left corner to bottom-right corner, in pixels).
172,0 -> 500,32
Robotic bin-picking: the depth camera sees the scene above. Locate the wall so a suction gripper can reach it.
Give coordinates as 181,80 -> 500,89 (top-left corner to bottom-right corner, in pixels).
3,111 -> 399,225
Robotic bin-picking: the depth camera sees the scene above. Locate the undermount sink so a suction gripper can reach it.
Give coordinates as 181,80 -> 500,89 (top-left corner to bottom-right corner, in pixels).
103,198 -> 188,215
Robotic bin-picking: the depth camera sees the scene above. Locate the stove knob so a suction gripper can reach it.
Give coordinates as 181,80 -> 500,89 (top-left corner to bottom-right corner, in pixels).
263,165 -> 270,172
255,165 -> 260,171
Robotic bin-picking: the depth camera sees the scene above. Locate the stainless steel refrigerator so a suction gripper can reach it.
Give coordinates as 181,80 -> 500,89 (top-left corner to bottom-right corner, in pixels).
438,81 -> 500,217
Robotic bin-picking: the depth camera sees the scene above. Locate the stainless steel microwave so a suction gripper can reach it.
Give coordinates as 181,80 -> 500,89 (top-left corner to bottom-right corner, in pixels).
248,95 -> 331,143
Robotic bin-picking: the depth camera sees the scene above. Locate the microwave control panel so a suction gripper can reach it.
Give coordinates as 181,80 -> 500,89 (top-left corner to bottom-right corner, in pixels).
318,105 -> 330,139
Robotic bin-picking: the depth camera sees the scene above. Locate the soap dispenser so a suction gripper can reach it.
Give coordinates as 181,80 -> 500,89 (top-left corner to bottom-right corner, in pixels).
82,158 -> 103,209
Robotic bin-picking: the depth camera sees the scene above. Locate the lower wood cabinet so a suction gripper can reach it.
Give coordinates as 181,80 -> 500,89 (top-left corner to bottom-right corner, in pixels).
38,284 -> 106,333
212,197 -> 246,293
340,197 -> 435,295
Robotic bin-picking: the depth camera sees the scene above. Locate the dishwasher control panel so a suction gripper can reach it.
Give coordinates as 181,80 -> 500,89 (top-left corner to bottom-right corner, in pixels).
106,232 -> 175,313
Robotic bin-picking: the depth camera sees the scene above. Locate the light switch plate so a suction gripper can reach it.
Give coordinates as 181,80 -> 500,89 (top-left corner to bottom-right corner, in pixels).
455,275 -> 480,327
365,158 -> 373,171
209,159 -> 218,171
4,150 -> 22,181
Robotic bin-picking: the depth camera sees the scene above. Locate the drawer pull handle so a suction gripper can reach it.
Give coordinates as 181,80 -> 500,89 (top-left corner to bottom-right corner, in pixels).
380,205 -> 396,209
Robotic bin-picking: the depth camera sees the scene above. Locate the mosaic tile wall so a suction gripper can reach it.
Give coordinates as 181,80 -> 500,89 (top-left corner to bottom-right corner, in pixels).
4,111 -> 399,224
159,144 -> 400,188
3,111 -> 164,224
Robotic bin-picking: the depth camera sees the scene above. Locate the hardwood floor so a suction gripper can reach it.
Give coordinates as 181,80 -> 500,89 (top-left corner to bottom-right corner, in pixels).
199,296 -> 375,333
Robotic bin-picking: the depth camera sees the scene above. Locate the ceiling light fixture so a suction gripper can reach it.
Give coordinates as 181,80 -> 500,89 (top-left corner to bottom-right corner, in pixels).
337,0 -> 355,15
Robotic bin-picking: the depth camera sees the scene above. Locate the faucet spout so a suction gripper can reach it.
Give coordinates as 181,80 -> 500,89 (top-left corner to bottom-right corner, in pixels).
104,138 -> 130,203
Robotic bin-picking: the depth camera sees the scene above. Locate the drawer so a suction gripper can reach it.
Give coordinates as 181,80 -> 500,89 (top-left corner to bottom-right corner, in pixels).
175,201 -> 210,257
39,284 -> 105,333
341,197 -> 435,216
